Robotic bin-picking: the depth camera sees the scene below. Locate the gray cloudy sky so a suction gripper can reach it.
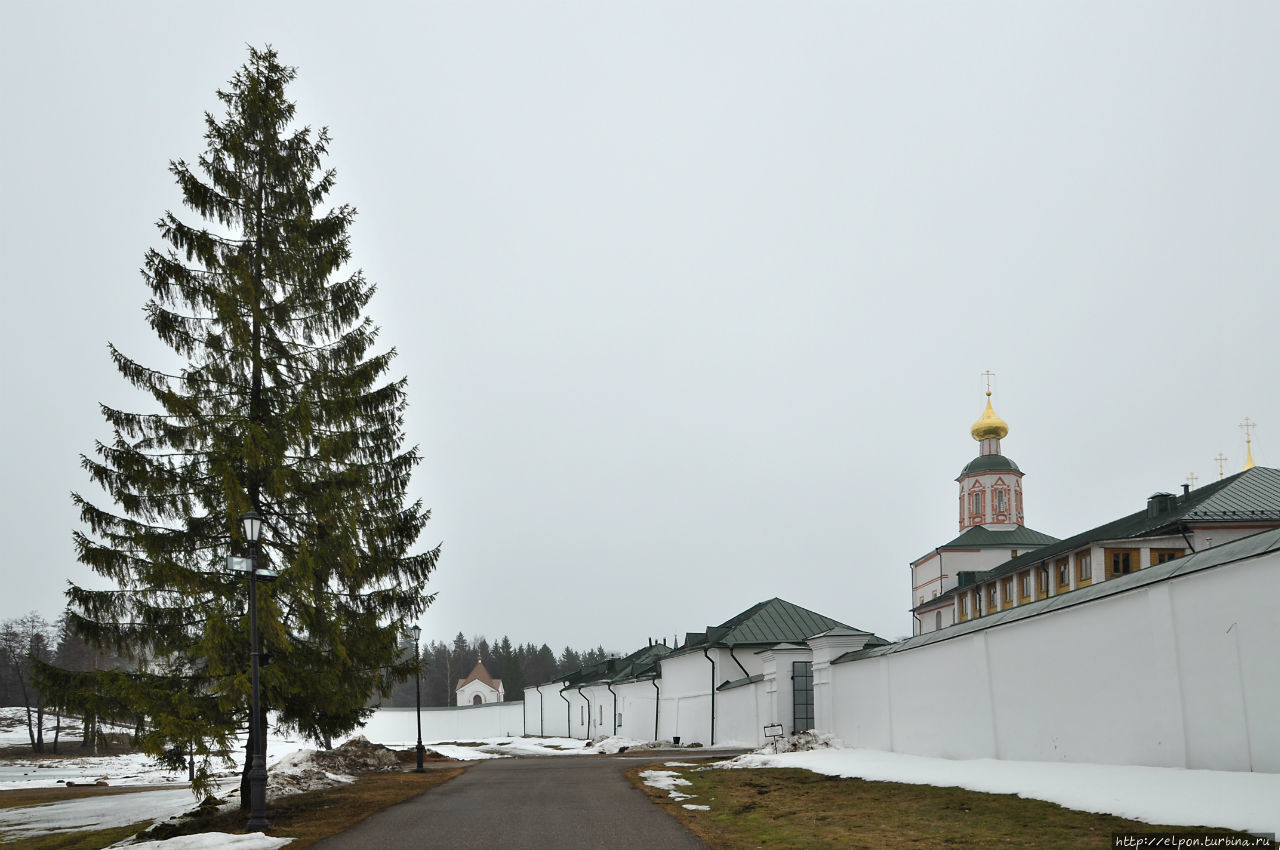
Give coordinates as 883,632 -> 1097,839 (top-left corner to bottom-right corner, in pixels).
2,2 -> 1277,653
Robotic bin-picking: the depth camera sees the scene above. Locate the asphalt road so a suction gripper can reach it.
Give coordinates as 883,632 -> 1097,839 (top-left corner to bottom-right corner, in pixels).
311,754 -> 712,850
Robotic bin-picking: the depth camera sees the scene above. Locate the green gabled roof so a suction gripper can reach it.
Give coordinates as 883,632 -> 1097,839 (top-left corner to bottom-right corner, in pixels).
940,466 -> 1280,597
1182,467 -> 1280,519
938,525 -> 1060,550
607,643 -> 671,682
707,597 -> 858,646
958,454 -> 1021,477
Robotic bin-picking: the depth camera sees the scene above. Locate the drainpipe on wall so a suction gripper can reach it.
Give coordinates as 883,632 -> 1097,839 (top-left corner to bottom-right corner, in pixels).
702,648 -> 716,746
1178,522 -> 1196,553
607,682 -> 618,735
650,677 -> 660,742
728,645 -> 749,679
558,686 -> 571,739
539,685 -> 545,737
577,686 -> 591,739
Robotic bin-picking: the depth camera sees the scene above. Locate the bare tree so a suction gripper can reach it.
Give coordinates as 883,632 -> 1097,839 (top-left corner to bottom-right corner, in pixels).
0,612 -> 56,752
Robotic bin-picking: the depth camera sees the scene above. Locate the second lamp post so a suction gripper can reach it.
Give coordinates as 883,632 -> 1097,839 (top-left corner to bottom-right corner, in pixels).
412,624 -> 425,772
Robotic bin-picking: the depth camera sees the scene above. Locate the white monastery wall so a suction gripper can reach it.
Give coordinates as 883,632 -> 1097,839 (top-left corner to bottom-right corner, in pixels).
359,702 -> 525,743
830,548 -> 1280,771
716,680 -> 769,747
523,683 -> 571,738
657,651 -> 716,746
614,680 -> 660,741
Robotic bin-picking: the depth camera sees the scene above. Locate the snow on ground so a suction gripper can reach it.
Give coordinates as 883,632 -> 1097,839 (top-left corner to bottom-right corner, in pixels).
123,832 -> 292,850
12,705 -> 1277,843
0,787 -> 202,841
718,744 -> 1280,837
638,767 -> 697,802
343,729 -> 660,760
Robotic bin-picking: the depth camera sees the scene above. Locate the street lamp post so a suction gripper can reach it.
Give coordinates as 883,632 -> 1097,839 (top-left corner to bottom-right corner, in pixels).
243,509 -> 269,831
412,624 -> 425,773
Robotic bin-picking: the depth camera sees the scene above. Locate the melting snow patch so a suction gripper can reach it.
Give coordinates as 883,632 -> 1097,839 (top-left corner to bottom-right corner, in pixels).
639,768 -> 697,802
682,804 -> 710,811
124,831 -> 293,849
586,735 -> 653,754
424,744 -> 504,761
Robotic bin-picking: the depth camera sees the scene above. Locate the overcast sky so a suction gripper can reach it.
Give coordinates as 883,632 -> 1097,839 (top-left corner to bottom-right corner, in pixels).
2,2 -> 1277,654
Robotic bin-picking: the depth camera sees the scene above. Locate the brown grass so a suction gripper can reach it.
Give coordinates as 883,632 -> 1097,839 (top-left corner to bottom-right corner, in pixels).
1,820 -> 155,850
629,763 -> 1275,850
144,766 -> 466,849
0,784 -> 182,811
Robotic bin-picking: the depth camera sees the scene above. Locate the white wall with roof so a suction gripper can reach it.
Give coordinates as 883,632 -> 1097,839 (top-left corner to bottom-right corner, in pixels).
656,649 -> 718,746
828,534 -> 1280,772
523,682 -> 572,738
613,679 -> 660,741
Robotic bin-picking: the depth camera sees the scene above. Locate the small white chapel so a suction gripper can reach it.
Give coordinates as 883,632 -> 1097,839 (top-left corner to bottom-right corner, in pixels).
456,658 -> 505,705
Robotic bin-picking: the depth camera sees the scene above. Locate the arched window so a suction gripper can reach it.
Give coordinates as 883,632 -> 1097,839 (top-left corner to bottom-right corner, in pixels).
994,488 -> 1007,515
473,694 -> 483,705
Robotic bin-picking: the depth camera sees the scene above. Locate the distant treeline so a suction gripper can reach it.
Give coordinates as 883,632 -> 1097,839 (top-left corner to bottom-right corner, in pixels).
383,633 -> 615,707
0,611 -> 132,752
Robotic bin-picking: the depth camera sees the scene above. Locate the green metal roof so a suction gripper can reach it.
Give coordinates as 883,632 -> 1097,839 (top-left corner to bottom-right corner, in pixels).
714,598 -> 859,645
938,466 -> 1280,598
675,598 -> 866,653
937,525 -> 1060,550
958,454 -> 1022,477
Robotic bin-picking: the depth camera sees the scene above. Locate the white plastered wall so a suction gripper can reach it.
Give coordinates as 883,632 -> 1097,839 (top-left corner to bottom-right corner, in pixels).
829,549 -> 1280,771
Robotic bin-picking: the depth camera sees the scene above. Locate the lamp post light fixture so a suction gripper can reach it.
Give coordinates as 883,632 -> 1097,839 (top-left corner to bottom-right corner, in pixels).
242,509 -> 269,832
412,624 -> 425,773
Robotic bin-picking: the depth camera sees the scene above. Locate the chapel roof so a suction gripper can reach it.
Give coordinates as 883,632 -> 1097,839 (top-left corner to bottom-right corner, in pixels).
456,660 -> 501,692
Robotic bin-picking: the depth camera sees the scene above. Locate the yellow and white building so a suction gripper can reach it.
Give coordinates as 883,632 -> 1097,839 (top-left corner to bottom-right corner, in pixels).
913,391 -> 1280,635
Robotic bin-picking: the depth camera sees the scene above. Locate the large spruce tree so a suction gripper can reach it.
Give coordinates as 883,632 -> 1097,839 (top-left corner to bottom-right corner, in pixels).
50,46 -> 437,798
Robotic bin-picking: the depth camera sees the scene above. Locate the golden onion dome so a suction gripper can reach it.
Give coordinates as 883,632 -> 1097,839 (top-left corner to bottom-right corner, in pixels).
971,393 -> 1009,441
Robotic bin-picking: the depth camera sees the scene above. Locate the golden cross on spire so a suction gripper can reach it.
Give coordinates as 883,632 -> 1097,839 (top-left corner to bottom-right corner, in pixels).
1214,453 -> 1228,480
1240,417 -> 1257,470
981,370 -> 996,397
1186,472 -> 1199,489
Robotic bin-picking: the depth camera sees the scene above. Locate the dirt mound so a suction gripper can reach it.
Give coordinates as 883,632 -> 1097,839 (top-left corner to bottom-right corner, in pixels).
767,731 -> 840,754
266,736 -> 402,799
309,736 -> 400,774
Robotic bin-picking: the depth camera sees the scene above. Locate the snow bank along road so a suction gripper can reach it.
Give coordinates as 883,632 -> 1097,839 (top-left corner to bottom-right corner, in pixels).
310,753 -> 715,850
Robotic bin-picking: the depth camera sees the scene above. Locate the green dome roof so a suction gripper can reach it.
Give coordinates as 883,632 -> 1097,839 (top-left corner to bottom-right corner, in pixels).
959,454 -> 1022,477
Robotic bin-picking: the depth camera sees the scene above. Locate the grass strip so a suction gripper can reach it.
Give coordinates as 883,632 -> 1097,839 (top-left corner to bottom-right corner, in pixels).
2,819 -> 153,850
0,785 -> 186,811
145,767 -> 465,848
629,762 -> 1273,849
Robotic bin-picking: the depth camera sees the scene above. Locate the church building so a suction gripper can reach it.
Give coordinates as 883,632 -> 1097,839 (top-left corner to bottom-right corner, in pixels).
914,383 -> 1280,635
911,387 -> 1057,635
456,659 -> 505,705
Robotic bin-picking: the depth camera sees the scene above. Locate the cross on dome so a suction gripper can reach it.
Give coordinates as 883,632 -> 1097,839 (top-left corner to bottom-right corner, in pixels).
970,373 -> 1009,442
